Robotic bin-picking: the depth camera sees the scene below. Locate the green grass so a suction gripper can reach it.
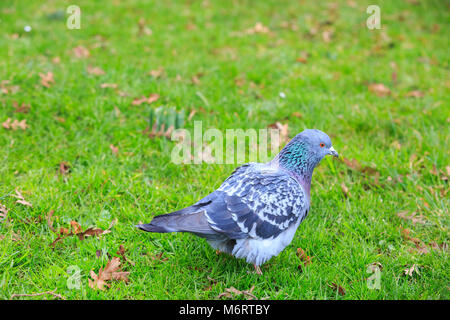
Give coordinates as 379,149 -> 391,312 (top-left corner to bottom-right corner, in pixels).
0,0 -> 448,300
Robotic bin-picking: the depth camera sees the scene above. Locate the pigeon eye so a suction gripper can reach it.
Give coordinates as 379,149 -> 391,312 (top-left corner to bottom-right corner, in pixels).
320,143 -> 325,148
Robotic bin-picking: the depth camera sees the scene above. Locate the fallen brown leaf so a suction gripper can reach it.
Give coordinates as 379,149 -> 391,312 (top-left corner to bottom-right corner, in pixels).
11,231 -> 21,242
13,189 -> 32,207
405,90 -> 424,98
187,109 -> 196,121
0,80 -> 20,95
70,221 -> 82,234
46,210 -> 56,232
191,75 -> 201,85
0,203 -> 8,221
88,257 -> 130,290
110,144 -> 119,155
138,18 -> 152,36
341,182 -> 350,198
78,227 -> 111,240
145,122 -> 174,140
50,218 -> 115,248
13,101 -> 30,113
100,83 -> 118,89
296,248 -> 312,266
116,244 -> 136,266
73,46 -> 90,58
59,162 -> 70,175
87,65 -> 105,76
148,67 -> 164,78
328,283 -> 346,296
10,289 -> 65,300
401,228 -> 446,255
296,56 -> 308,64
2,118 -> 28,131
217,286 -> 257,300
132,93 -> 159,106
39,72 -> 54,88
234,77 -> 245,87
397,211 -> 426,225
245,22 -> 270,35
340,158 -> 379,177
404,264 -> 420,277
149,252 -> 168,262
368,83 -> 391,97
268,122 -> 289,144
322,30 -> 333,43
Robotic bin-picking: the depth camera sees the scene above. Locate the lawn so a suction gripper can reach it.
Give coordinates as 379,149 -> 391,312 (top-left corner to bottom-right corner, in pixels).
0,0 -> 448,300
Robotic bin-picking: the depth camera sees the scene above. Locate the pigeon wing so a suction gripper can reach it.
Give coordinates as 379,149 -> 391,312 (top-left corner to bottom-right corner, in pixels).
202,164 -> 308,240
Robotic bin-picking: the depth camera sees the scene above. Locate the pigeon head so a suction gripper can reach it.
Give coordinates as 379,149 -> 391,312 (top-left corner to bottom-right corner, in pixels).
274,129 -> 338,181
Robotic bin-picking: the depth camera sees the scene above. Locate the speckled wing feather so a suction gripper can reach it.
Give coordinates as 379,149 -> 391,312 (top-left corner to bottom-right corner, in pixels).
198,163 -> 308,240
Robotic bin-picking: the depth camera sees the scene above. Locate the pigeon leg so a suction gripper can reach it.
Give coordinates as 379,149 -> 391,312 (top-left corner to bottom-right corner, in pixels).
253,264 -> 262,275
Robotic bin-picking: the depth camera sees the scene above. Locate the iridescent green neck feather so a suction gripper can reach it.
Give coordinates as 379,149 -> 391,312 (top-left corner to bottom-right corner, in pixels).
275,141 -> 318,184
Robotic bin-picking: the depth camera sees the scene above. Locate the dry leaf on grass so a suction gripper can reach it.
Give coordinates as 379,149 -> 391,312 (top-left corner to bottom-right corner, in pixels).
70,220 -> 83,234
2,118 -> 28,131
132,93 -> 159,106
322,30 -> 333,43
245,22 -> 270,35
59,162 -> 70,175
89,257 -> 130,290
217,286 -> 257,300
234,77 -> 245,87
0,80 -> 20,95
49,218 -> 116,248
138,18 -> 152,36
401,228 -> 446,255
148,67 -> 164,78
10,288 -> 65,300
397,211 -> 426,225
110,144 -> 119,155
39,72 -> 54,88
46,210 -> 56,232
340,182 -> 350,198
191,75 -> 201,85
404,264 -> 420,277
268,122 -> 289,144
13,102 -> 31,114
148,252 -> 168,262
117,245 -> 136,266
100,83 -> 118,89
296,56 -> 308,64
340,157 -> 379,176
405,90 -> 424,98
11,231 -> 21,242
368,83 -> 391,97
296,248 -> 312,267
187,109 -> 196,121
0,203 -> 8,221
13,189 -> 32,207
87,65 -> 105,76
144,122 -> 174,140
328,283 -> 346,296
73,46 -> 90,58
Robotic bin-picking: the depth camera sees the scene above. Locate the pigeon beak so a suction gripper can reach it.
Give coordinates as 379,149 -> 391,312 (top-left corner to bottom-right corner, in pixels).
329,146 -> 339,158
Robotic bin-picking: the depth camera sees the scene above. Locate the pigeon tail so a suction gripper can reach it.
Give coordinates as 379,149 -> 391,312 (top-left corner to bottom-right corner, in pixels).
136,216 -> 176,233
136,207 -> 217,236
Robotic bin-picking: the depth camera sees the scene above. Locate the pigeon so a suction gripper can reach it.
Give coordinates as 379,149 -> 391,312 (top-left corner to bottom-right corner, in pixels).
137,129 -> 338,274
